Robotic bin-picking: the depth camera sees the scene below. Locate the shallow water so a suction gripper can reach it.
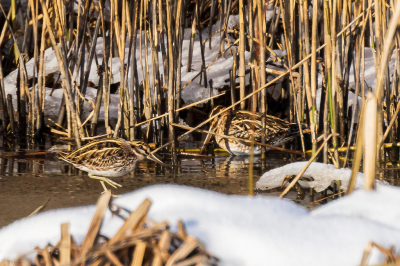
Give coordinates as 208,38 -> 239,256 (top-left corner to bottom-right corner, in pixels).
0,147 -> 303,228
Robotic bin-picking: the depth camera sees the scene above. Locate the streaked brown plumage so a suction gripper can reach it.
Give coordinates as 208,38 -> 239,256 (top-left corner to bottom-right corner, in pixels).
59,138 -> 163,192
207,106 -> 302,155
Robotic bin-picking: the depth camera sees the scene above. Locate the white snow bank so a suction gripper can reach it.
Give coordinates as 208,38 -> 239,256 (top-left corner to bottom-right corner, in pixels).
256,162 -> 368,192
313,184 -> 400,230
1,184 -> 400,266
44,86 -> 119,120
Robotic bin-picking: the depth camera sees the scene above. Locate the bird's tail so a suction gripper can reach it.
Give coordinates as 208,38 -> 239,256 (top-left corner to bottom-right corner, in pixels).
272,134 -> 300,147
272,123 -> 310,146
288,123 -> 309,135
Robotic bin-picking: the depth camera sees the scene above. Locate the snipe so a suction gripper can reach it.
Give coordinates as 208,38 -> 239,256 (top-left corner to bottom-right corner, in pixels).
59,138 -> 164,192
203,106 -> 303,156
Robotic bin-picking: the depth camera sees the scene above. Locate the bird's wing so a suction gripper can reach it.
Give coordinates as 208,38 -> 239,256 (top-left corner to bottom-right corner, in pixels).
229,112 -> 292,144
60,139 -> 129,168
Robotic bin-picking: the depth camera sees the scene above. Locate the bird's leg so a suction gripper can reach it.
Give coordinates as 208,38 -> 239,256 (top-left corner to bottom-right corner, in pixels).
88,174 -> 122,192
99,181 -> 121,197
100,181 -> 108,193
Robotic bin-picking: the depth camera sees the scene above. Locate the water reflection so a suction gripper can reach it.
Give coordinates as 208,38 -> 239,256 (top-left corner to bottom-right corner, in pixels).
0,150 -> 296,194
0,149 -> 297,227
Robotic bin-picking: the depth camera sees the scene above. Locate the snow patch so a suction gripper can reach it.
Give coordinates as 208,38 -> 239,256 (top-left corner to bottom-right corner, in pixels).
1,184 -> 400,266
256,162 -> 368,192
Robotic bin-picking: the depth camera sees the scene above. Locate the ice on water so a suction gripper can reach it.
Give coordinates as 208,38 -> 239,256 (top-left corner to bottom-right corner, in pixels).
256,161 -> 369,192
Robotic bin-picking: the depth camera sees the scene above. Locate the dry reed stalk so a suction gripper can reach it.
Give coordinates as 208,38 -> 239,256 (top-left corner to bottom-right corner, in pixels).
331,0 -> 339,151
181,38 -> 240,90
36,0 -> 49,138
131,241 -> 146,266
28,0 -> 38,137
78,13 -> 101,115
380,101 -> 400,148
186,2 -> 196,73
129,0 -> 140,140
248,132 -> 255,196
340,7 -> 351,109
339,0 -> 355,145
79,191 -> 112,258
238,0 -> 245,110
172,7 -> 371,146
135,92 -> 226,128
28,198 -> 50,217
36,247 -> 52,266
222,0 -> 234,57
174,0 -> 184,119
143,0 -> 152,126
177,220 -> 187,240
363,91 -> 377,190
374,1 -> 400,160
103,0 -> 113,136
158,0 -> 168,94
90,57 -> 107,135
278,0 -> 297,154
0,10 -> 12,47
1,195 -> 218,266
257,0 -> 266,158
293,90 -> 306,155
361,2 -> 366,104
174,255 -> 209,266
60,223 -> 71,265
374,0 -> 384,167
108,199 -> 151,245
343,4 -> 371,167
310,191 -> 345,204
267,3 -> 280,48
322,3 -> 336,167
10,0 -> 18,64
166,0 -> 177,164
309,0 -> 318,156
208,0 -> 217,49
7,94 -> 16,134
149,0 -> 163,142
0,46 -> 8,132
152,230 -> 172,266
229,69 -> 236,108
322,82 -> 329,164
0,0 -> 389,169
218,0 -> 226,56
359,241 -> 399,266
247,1 -> 254,97
112,0 -> 125,138
165,236 -> 199,266
346,95 -> 368,194
105,251 -> 124,266
0,4 -> 30,136
38,0 -> 81,147
197,1 -> 208,89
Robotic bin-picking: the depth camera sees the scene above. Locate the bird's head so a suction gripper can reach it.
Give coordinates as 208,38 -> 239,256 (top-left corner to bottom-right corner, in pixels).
209,105 -> 230,130
130,141 -> 165,165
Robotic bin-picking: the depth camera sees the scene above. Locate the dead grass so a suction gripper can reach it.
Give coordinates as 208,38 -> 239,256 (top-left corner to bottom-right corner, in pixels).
0,191 -> 219,266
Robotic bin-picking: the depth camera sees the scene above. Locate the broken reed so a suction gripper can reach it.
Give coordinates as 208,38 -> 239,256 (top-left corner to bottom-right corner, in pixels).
0,0 -> 399,170
0,191 -> 219,266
